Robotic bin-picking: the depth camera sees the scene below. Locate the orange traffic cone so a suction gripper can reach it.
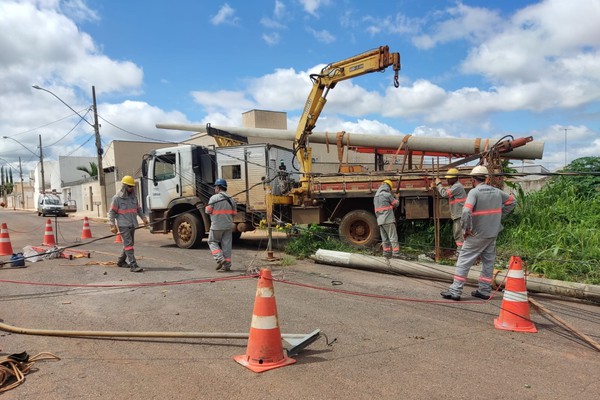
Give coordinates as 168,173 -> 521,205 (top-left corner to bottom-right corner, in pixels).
114,232 -> 122,243
0,222 -> 14,256
81,217 -> 93,239
234,268 -> 296,372
494,256 -> 537,333
42,219 -> 56,246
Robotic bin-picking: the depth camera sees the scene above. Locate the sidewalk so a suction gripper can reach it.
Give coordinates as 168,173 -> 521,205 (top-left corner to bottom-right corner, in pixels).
70,209 -> 108,223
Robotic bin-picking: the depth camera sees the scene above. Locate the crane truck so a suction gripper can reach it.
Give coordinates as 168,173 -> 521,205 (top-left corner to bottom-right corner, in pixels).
142,46 -> 542,249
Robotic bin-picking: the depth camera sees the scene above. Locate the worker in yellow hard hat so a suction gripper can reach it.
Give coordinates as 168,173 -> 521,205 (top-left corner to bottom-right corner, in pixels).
435,168 -> 467,257
108,175 -> 149,273
374,180 -> 400,259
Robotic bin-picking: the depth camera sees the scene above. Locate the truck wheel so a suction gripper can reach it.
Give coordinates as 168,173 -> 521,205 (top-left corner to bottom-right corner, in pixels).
173,213 -> 204,249
339,210 -> 380,248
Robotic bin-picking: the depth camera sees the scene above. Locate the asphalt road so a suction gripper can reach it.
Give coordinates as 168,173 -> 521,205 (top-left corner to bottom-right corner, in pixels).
1,209 -> 599,399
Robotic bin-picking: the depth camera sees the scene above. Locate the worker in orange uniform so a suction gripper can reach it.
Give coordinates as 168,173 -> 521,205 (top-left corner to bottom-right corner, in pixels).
441,165 -> 516,301
206,178 -> 237,272
436,168 -> 467,256
374,180 -> 400,259
108,175 -> 148,273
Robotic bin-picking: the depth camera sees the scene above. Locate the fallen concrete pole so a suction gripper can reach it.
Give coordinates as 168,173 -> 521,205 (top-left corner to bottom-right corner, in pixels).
156,123 -> 544,160
311,249 -> 600,303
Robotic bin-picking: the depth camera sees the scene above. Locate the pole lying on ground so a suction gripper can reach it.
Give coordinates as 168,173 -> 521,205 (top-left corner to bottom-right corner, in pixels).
311,249 -> 600,303
0,320 -> 320,355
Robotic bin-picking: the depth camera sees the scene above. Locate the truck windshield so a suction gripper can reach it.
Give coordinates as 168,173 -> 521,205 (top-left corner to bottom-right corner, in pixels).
46,198 -> 60,205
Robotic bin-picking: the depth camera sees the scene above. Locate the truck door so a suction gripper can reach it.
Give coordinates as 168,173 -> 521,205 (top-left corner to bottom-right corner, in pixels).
148,151 -> 181,210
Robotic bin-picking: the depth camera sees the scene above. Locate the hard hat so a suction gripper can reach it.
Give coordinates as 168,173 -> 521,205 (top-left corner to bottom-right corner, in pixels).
470,165 -> 489,176
214,178 -> 227,189
121,175 -> 135,186
445,168 -> 459,179
383,180 -> 394,189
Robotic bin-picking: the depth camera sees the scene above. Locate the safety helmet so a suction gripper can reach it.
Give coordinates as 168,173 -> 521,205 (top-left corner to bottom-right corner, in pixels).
121,175 -> 135,186
383,180 -> 394,189
470,165 -> 489,176
445,168 -> 459,179
214,178 -> 227,189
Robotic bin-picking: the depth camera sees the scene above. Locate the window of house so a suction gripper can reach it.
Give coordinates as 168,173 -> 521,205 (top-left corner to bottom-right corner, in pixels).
221,165 -> 241,180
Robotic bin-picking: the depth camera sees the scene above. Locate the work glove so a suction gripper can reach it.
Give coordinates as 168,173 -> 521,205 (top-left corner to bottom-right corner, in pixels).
110,225 -> 118,234
435,178 -> 441,185
142,217 -> 149,226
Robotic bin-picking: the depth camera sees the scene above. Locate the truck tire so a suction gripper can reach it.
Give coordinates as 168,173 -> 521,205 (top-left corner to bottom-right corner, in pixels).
339,209 -> 380,248
173,213 -> 204,249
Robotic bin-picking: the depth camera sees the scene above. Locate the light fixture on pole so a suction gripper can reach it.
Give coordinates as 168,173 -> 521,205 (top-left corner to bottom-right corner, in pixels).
2,135 -> 46,194
32,84 -> 106,214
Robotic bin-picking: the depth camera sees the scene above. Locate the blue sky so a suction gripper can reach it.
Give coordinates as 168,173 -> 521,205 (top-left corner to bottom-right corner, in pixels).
1,0 -> 599,178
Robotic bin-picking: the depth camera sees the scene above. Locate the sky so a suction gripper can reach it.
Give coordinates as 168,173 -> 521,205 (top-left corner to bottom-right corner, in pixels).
1,0 -> 599,180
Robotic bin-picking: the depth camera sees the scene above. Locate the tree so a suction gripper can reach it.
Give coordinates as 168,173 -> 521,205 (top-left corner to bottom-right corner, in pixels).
77,162 -> 98,178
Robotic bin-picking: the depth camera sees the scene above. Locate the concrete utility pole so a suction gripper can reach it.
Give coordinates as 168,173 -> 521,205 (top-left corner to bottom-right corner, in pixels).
19,157 -> 24,208
92,86 -> 106,216
39,134 -> 45,194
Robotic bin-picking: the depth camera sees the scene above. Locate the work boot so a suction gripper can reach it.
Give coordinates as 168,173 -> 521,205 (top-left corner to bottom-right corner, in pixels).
440,290 -> 460,301
383,252 -> 392,259
392,253 -> 402,259
471,290 -> 491,300
215,259 -> 225,270
130,263 -> 144,273
117,255 -> 128,268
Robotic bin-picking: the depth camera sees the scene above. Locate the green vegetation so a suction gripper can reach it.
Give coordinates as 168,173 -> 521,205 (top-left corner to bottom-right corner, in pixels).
499,156 -> 600,284
284,224 -> 367,259
77,161 -> 98,178
283,157 -> 600,284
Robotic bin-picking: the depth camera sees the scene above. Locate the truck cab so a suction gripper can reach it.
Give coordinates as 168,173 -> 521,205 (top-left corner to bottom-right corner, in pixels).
37,194 -> 67,217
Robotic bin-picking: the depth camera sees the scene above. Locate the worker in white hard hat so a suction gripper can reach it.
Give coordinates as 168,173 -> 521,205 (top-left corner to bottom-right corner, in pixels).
108,175 -> 148,273
435,168 -> 467,256
441,165 -> 516,301
373,180 -> 401,259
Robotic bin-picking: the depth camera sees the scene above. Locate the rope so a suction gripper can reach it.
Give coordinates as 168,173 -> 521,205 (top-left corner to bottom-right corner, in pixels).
0,352 -> 60,393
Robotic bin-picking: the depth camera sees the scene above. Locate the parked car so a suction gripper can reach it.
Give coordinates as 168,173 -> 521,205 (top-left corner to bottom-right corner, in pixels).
38,194 -> 67,217
64,199 -> 77,213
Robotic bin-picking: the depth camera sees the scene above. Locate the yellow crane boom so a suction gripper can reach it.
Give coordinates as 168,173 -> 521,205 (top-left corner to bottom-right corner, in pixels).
293,45 -> 401,184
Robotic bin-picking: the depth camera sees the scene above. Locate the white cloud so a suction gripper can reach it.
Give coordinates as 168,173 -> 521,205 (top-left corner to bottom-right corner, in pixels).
298,0 -> 330,17
99,100 -> 191,143
412,3 -> 503,49
0,1 -> 142,95
462,0 -> 600,88
191,90 -> 255,112
306,27 -> 335,43
363,13 -> 422,36
246,67 -> 311,110
210,3 -> 239,26
262,32 -> 281,46
0,1 -> 176,171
